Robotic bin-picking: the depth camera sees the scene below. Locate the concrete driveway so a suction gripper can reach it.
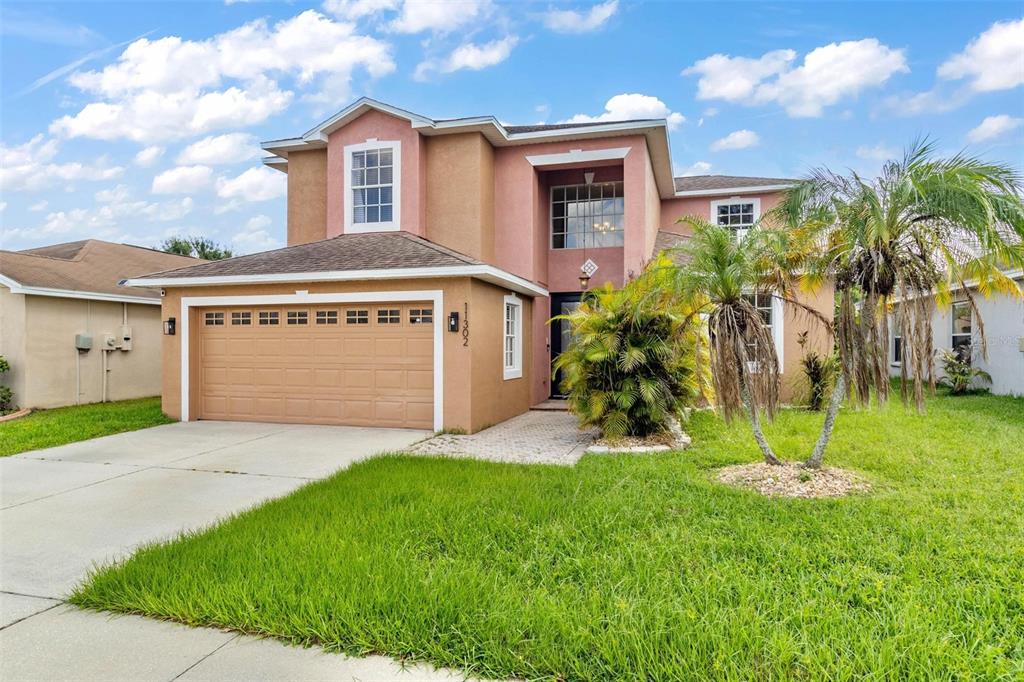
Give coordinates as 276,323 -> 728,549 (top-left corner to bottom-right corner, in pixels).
0,421 -> 472,681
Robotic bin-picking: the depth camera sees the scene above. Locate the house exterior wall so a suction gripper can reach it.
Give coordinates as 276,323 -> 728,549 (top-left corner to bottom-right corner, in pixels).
659,191 -> 785,235
159,277 -> 531,433
0,291 -> 163,409
780,282 -> 835,402
286,149 -> 328,246
888,279 -> 1024,396
424,132 -> 495,262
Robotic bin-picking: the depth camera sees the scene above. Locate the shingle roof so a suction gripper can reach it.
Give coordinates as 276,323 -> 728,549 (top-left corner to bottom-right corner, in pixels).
134,232 -> 483,280
653,231 -> 693,265
673,175 -> 794,193
0,240 -> 200,299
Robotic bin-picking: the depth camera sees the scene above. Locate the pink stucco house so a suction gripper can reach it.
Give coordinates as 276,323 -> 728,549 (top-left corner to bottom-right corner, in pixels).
126,98 -> 832,432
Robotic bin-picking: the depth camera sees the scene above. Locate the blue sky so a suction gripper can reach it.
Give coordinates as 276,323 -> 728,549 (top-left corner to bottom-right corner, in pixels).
1,1 -> 1022,253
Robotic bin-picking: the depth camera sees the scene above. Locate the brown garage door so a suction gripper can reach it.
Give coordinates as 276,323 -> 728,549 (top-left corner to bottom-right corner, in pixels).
198,302 -> 434,428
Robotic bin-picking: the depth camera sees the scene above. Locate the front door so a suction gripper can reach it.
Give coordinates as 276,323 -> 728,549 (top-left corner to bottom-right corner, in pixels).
550,293 -> 582,398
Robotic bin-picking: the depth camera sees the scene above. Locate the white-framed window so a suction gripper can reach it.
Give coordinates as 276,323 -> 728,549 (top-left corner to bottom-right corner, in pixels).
951,301 -> 972,360
551,182 -> 625,249
503,295 -> 523,380
344,140 -> 400,233
711,197 -> 760,241
741,290 -> 784,370
892,308 -> 903,365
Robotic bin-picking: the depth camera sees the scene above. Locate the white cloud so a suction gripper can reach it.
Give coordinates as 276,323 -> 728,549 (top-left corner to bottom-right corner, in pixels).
29,200 -> 49,212
676,161 -> 712,177
543,0 -> 618,33
322,0 -> 398,20
684,39 -> 908,117
855,144 -> 897,161
0,202 -> 5,213
50,11 -> 394,142
967,114 -> 1023,143
390,0 -> 489,34
134,145 -> 164,167
231,213 -> 282,253
0,134 -> 124,192
177,133 -> 260,165
563,93 -> 685,130
216,166 -> 286,202
415,36 -> 518,80
710,129 -> 759,151
152,165 -> 213,194
939,18 -> 1024,92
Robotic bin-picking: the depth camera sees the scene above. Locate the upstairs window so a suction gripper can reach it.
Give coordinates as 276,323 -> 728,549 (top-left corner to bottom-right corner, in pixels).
345,141 -> 400,233
551,182 -> 625,249
712,198 -> 760,241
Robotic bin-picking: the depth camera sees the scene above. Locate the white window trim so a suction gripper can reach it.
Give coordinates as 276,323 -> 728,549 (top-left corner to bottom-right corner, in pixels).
710,197 -> 761,242
503,294 -> 523,380
343,139 -> 401,234
950,300 -> 972,348
179,290 -> 443,431
742,290 -> 784,372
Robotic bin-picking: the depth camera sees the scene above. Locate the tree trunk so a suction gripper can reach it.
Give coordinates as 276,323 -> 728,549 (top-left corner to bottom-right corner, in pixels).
743,385 -> 782,465
805,373 -> 845,469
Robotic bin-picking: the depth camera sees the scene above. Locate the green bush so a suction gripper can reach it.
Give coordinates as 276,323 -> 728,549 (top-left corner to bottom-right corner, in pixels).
553,255 -> 708,438
937,346 -> 991,395
0,355 -> 14,414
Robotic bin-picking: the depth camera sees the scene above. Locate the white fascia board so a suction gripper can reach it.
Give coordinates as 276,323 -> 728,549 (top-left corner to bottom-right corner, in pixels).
526,147 -> 631,167
303,98 -> 434,141
125,265 -> 549,298
673,184 -> 793,198
889,269 -> 1024,303
1,277 -> 160,305
262,156 -> 288,169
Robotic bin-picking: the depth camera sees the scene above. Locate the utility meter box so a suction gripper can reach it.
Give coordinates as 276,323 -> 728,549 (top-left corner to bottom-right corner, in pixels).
120,325 -> 133,351
103,334 -> 120,350
75,334 -> 92,352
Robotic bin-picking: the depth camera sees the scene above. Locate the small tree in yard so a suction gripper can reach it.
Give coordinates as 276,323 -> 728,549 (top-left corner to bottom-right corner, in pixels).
553,255 -> 708,439
159,237 -> 233,260
779,139 -> 1024,467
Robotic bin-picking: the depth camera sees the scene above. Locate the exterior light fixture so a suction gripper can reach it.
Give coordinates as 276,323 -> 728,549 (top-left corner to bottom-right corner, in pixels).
584,170 -> 595,185
578,271 -> 591,290
163,317 -> 176,335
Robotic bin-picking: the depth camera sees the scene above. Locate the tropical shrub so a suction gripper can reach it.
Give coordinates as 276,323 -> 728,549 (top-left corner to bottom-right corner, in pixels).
553,255 -> 708,438
937,346 -> 991,394
797,331 -> 839,411
0,355 -> 14,414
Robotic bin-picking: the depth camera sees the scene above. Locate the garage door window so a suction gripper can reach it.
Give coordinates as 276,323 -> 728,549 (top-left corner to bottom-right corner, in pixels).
410,308 -> 433,324
377,308 -> 401,324
259,311 -> 280,325
204,311 -> 224,326
287,311 -> 308,325
316,310 -> 339,325
231,311 -> 251,326
346,310 -> 369,324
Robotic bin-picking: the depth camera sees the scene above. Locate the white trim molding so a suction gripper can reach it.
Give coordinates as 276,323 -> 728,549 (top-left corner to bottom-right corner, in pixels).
675,184 -> 792,198
0,274 -> 160,305
526,147 -> 631,167
343,139 -> 401,234
502,294 -> 523,380
710,196 -> 762,242
124,264 -> 549,298
179,290 -> 445,431
771,294 -> 785,371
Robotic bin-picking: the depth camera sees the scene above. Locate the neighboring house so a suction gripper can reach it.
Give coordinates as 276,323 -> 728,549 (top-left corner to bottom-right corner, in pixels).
126,97 -> 833,433
0,240 -> 199,408
889,269 -> 1024,396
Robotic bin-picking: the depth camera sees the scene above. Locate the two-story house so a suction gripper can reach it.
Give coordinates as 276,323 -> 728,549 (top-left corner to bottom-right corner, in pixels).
127,98 -> 833,433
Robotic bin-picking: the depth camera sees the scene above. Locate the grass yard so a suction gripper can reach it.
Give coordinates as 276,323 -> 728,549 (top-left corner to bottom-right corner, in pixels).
72,392 -> 1023,680
0,397 -> 172,457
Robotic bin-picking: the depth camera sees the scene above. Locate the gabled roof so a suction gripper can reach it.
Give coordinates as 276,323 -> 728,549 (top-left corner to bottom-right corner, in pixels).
0,240 -> 199,304
124,232 -> 547,297
672,174 -> 795,196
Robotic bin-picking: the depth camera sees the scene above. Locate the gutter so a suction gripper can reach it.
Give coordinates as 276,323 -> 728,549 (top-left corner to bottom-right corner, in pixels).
0,274 -> 160,305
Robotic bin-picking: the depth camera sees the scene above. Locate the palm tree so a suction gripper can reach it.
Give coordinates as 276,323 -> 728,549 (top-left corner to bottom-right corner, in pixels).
672,219 -> 827,465
778,139 -> 1024,467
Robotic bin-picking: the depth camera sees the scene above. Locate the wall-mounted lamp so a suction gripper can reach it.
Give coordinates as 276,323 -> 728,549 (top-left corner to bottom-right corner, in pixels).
163,317 -> 176,336
583,169 -> 595,185
578,271 -> 591,290
447,311 -> 460,332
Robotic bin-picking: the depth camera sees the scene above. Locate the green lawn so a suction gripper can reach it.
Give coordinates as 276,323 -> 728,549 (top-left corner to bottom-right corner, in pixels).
0,397 -> 172,457
72,392 -> 1023,680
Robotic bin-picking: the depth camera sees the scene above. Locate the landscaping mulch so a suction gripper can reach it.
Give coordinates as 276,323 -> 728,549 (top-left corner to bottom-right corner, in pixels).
717,461 -> 870,498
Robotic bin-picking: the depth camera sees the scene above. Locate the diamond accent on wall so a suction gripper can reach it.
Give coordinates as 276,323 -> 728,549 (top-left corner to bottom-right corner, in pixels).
581,259 -> 599,277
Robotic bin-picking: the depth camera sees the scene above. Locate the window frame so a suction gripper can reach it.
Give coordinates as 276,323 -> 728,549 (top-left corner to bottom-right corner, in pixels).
344,139 -> 401,234
740,289 -> 784,371
503,295 -> 523,380
231,311 -> 252,326
258,311 -> 280,326
951,300 -> 972,360
286,310 -> 309,326
376,308 -> 401,325
204,311 -> 225,326
316,310 -> 339,325
549,181 -> 626,250
710,197 -> 761,241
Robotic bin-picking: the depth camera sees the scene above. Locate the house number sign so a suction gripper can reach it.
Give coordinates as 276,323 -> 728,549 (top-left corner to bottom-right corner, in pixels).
462,302 -> 470,346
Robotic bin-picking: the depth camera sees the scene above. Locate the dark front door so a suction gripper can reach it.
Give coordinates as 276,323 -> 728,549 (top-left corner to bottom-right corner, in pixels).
550,293 -> 582,398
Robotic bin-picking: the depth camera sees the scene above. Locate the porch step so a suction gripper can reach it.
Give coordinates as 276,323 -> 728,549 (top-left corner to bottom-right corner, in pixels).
531,399 -> 569,411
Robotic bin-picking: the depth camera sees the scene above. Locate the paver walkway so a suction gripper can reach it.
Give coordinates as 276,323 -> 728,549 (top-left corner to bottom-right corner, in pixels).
409,410 -> 597,465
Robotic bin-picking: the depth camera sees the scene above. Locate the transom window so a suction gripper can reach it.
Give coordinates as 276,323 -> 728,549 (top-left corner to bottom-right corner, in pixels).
316,310 -> 338,325
951,301 -> 972,356
204,311 -> 224,326
287,311 -> 308,325
503,296 -> 522,380
410,308 -> 433,324
258,311 -> 279,326
346,310 -> 369,325
551,182 -> 625,249
231,311 -> 251,326
377,308 -> 400,324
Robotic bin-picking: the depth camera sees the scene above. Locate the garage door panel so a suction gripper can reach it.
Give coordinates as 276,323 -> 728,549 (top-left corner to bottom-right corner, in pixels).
199,302 -> 433,429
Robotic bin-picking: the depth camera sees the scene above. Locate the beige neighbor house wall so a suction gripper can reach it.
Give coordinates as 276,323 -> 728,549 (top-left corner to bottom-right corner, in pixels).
0,289 -> 163,409
159,276 -> 532,434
